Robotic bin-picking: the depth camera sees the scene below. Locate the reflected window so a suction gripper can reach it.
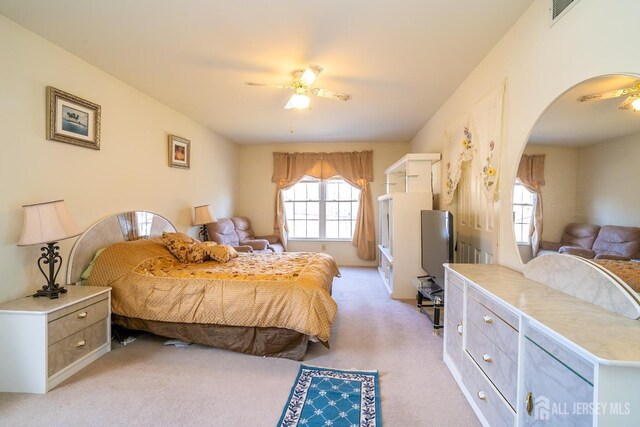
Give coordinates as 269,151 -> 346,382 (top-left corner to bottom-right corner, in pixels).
513,181 -> 535,244
283,178 -> 360,240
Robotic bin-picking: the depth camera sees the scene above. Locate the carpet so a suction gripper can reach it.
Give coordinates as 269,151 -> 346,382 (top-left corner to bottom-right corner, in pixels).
278,365 -> 381,427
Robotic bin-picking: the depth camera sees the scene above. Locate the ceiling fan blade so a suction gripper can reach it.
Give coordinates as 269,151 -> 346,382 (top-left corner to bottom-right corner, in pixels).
577,84 -> 640,103
245,82 -> 292,89
311,87 -> 351,101
618,96 -> 636,110
298,65 -> 324,87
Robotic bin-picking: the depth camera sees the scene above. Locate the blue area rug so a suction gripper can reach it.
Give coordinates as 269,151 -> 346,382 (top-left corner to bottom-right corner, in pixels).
278,365 -> 381,427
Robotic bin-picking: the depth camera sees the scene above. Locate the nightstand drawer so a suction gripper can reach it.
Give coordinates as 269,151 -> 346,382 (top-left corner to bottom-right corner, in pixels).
48,297 -> 109,345
48,318 -> 108,377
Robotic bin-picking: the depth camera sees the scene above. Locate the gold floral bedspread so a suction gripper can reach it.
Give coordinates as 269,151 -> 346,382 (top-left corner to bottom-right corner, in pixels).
593,259 -> 640,293
86,239 -> 340,341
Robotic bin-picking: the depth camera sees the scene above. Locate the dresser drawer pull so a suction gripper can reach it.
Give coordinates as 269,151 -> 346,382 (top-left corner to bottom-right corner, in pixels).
77,312 -> 88,319
456,323 -> 463,335
482,353 -> 493,363
526,392 -> 533,416
75,340 -> 86,348
482,315 -> 493,324
477,390 -> 488,401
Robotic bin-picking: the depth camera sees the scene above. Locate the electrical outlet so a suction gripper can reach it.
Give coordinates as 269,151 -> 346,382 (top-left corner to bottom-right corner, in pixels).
321,244 -> 327,251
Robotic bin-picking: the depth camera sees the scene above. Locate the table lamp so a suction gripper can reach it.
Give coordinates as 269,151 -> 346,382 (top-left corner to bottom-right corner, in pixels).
17,200 -> 81,299
193,204 -> 217,241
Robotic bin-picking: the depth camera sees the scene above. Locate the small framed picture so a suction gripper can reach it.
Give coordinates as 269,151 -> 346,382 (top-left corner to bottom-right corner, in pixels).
46,86 -> 101,150
168,135 -> 190,169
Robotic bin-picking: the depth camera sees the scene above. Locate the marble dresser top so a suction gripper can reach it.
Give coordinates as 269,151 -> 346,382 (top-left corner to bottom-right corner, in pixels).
447,263 -> 640,366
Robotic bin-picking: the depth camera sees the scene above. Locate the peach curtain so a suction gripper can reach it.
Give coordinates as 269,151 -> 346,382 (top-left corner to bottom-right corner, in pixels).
517,154 -> 545,256
272,151 -> 375,260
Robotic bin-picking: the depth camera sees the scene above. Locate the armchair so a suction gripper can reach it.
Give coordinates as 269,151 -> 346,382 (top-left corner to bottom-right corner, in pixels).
206,217 -> 284,253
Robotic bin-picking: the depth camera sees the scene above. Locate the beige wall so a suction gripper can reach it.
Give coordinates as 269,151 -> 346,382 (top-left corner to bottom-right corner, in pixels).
410,0 -> 640,270
0,16 -> 237,303
235,141 -> 410,266
523,144 -> 579,243
576,133 -> 640,227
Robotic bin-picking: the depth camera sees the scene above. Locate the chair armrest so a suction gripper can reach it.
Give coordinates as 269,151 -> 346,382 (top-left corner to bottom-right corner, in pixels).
538,240 -> 561,252
256,235 -> 280,245
594,254 -> 631,261
559,246 -> 595,258
234,245 -> 254,253
242,239 -> 269,251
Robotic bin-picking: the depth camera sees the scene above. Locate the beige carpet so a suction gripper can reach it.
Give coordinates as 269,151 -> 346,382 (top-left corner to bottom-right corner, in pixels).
0,267 -> 479,426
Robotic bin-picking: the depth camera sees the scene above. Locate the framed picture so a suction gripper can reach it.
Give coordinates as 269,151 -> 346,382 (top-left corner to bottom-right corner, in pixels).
168,135 -> 190,169
46,86 -> 101,150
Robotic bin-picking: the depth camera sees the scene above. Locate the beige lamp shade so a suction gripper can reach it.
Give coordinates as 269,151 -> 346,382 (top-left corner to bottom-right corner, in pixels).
17,200 -> 81,246
193,204 -> 217,226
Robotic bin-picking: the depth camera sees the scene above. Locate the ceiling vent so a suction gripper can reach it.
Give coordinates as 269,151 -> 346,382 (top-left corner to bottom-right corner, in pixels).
550,0 -> 581,25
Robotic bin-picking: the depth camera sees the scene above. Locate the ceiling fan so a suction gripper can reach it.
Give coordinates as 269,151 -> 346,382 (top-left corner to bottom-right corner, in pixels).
246,65 -> 351,110
577,80 -> 640,111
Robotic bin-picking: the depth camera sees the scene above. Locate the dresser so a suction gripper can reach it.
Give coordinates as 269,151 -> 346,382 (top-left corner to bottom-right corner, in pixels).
444,264 -> 640,426
0,286 -> 111,393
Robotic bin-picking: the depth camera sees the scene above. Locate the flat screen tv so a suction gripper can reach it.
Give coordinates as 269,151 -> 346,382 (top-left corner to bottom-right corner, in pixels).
420,210 -> 454,288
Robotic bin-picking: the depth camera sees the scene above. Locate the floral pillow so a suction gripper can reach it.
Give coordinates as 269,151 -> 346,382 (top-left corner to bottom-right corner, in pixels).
206,244 -> 239,263
162,232 -> 200,263
186,241 -> 218,263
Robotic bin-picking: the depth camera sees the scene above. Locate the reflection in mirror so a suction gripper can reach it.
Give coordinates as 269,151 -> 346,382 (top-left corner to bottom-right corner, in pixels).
514,75 -> 640,266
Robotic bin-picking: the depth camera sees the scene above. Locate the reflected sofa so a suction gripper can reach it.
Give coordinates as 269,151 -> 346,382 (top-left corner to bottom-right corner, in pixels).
538,223 -> 640,260
206,217 -> 284,253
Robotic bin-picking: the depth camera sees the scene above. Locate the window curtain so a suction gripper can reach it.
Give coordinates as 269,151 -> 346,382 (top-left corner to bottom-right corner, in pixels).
271,151 -> 375,260
517,154 -> 545,256
442,84 -> 505,206
117,212 -> 140,241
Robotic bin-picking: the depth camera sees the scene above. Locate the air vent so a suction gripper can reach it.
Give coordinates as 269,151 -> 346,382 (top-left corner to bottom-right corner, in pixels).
550,0 -> 581,24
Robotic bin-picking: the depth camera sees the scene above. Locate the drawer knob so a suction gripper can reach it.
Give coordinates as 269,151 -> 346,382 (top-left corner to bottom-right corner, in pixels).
456,322 -> 463,335
477,390 -> 488,401
526,392 -> 533,416
482,353 -> 493,363
482,315 -> 493,324
75,340 -> 86,348
78,312 -> 88,319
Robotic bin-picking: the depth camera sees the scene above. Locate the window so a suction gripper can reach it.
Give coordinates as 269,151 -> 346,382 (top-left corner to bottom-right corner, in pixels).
512,181 -> 535,244
283,178 -> 360,240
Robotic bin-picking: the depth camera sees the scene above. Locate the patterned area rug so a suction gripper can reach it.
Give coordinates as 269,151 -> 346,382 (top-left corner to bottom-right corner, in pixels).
278,365 -> 381,427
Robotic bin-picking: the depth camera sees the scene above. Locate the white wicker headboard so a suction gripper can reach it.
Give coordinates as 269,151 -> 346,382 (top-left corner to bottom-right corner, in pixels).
66,211 -> 176,284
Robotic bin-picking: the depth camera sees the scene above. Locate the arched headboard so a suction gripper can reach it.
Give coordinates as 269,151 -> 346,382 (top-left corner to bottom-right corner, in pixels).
67,211 -> 176,284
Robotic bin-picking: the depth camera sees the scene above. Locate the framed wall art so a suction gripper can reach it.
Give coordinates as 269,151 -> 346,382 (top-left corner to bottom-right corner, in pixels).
168,135 -> 190,169
46,86 -> 101,150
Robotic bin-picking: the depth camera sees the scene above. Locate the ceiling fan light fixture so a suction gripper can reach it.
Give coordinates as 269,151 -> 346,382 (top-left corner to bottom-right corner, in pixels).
285,93 -> 311,110
299,67 -> 319,87
632,98 -> 640,112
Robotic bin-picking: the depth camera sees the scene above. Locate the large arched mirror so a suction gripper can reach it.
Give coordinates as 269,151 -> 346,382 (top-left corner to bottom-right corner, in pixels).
514,74 -> 640,265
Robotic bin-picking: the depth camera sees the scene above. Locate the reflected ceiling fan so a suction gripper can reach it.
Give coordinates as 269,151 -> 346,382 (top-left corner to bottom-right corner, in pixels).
246,65 -> 351,110
577,80 -> 640,111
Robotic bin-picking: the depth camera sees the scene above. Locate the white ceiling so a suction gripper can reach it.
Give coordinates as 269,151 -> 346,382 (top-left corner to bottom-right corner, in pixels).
529,75 -> 640,146
0,0 -> 534,144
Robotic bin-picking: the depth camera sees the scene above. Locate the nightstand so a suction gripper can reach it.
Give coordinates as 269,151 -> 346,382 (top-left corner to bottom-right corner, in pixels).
0,286 -> 111,393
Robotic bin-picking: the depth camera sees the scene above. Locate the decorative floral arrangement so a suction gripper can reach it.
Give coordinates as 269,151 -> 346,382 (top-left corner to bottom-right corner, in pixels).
482,140 -> 497,189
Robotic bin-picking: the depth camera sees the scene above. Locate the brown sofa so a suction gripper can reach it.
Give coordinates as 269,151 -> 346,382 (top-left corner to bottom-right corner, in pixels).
538,223 -> 640,260
206,217 -> 284,253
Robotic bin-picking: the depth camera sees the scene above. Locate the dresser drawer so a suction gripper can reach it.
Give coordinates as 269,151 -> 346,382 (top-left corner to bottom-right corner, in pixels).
467,289 -> 518,362
466,323 -> 518,409
48,297 -> 109,345
48,319 -> 109,377
447,270 -> 464,292
461,354 -> 515,427
444,279 -> 464,370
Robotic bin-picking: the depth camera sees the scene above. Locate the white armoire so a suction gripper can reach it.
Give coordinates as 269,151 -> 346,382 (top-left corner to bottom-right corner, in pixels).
378,153 -> 440,299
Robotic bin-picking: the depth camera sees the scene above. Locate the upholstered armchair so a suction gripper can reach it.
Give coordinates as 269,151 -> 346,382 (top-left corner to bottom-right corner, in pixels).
538,223 -> 601,257
206,217 -> 284,253
538,223 -> 640,260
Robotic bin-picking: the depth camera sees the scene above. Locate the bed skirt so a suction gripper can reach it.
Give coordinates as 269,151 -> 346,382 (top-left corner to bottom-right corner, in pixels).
112,315 -> 310,361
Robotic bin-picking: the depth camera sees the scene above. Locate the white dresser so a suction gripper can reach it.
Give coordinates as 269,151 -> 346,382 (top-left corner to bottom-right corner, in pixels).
444,264 -> 640,426
0,286 -> 111,393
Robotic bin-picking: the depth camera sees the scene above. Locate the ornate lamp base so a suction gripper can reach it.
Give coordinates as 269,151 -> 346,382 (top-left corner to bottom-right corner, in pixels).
33,286 -> 67,299
199,225 -> 209,241
32,242 -> 67,299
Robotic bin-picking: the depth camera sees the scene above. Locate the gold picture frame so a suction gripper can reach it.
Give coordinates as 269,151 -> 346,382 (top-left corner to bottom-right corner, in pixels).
168,135 -> 191,169
46,86 -> 101,150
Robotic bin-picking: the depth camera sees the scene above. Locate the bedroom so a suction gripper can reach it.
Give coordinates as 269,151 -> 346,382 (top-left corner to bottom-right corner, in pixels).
1,0 -> 640,426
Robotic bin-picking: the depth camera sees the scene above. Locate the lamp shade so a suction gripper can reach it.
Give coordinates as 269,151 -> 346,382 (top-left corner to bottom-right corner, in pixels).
17,200 -> 81,246
193,204 -> 217,226
285,93 -> 311,110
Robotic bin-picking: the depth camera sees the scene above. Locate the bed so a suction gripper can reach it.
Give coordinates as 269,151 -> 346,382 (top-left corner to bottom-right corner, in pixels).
592,259 -> 640,294
67,211 -> 340,360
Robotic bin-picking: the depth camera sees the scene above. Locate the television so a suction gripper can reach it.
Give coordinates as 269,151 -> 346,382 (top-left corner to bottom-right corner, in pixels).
420,210 -> 454,288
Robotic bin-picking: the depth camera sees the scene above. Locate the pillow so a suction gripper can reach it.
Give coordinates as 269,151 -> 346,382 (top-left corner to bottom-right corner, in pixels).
206,244 -> 239,263
162,232 -> 200,263
186,241 -> 218,263
79,247 -> 105,284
